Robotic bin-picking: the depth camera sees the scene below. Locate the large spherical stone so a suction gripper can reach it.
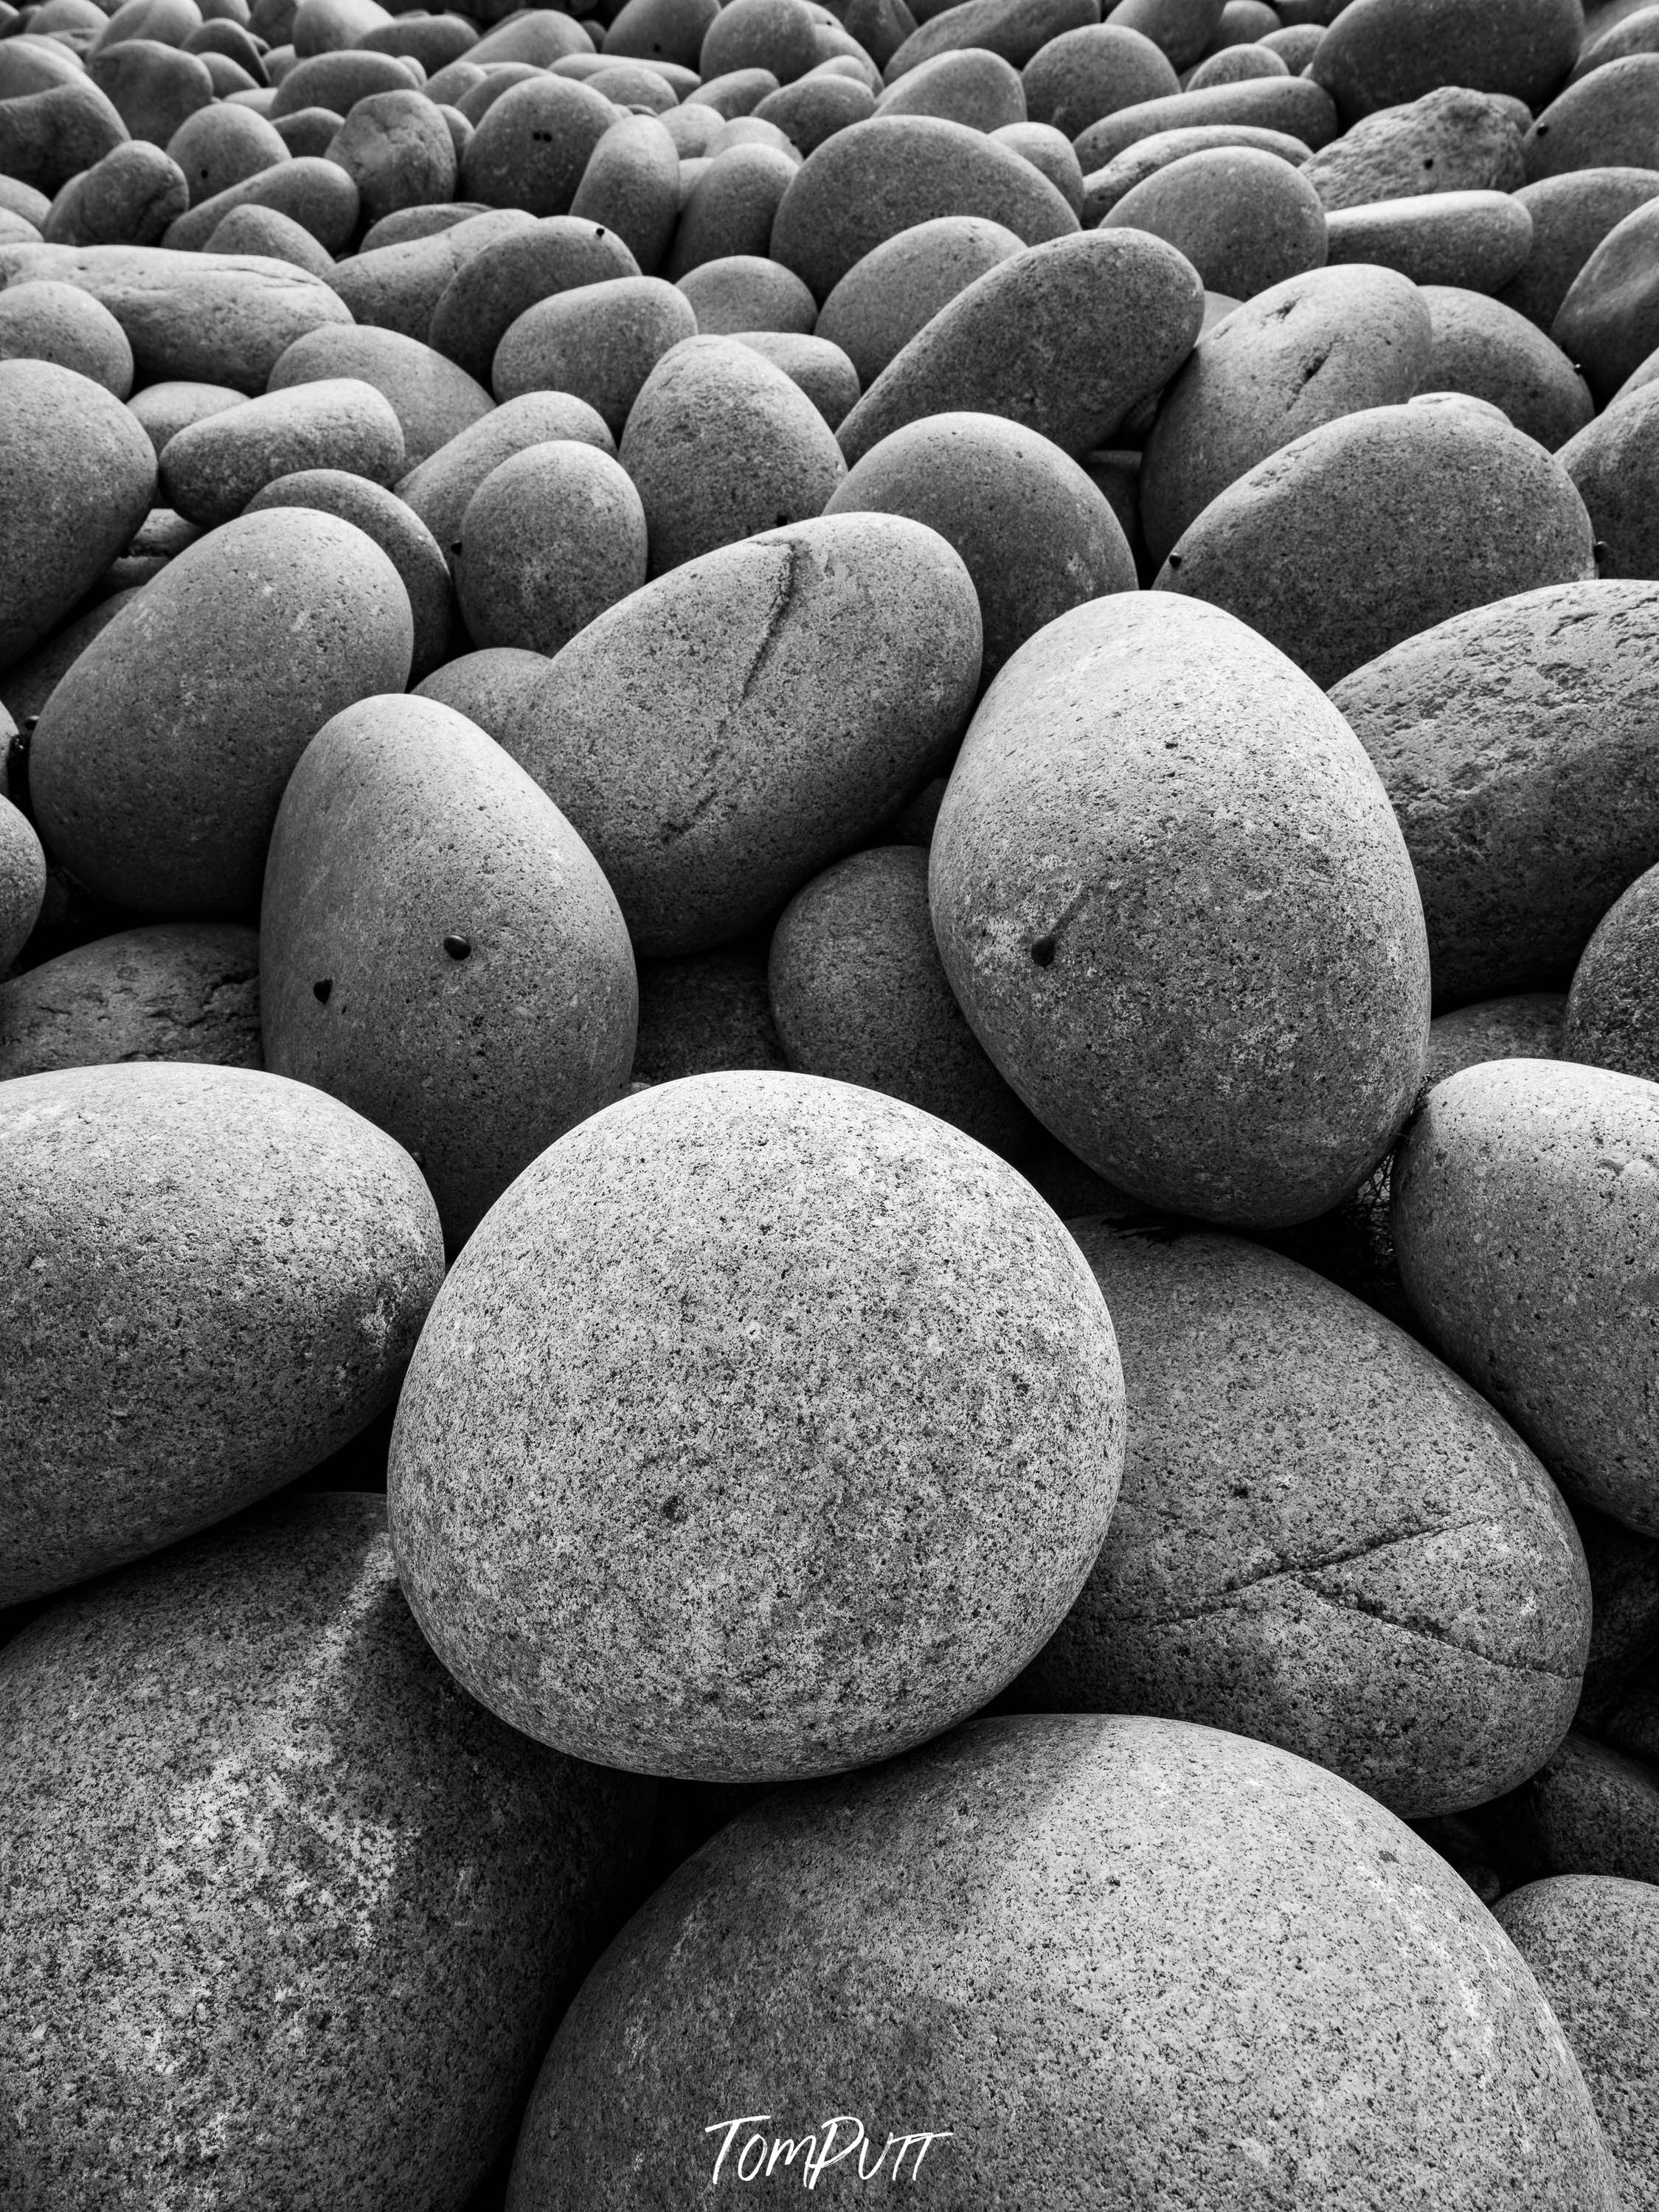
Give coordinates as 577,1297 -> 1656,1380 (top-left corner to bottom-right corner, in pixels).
930,592 -> 1430,1226
825,409 -> 1135,679
1394,1058 -> 1659,1536
29,507 -> 412,915
1494,1876 -> 1659,2212
0,357 -> 156,673
1331,580 -> 1659,1008
0,920 -> 262,1081
499,512 -> 980,955
0,1492 -> 654,2211
1011,1225 -> 1590,1817
1138,261 -> 1431,569
1155,394 -> 1596,690
389,1072 -> 1125,1780
260,694 -> 637,1256
0,1064 -> 443,1606
767,845 -> 1037,1157
505,1712 -> 1621,2209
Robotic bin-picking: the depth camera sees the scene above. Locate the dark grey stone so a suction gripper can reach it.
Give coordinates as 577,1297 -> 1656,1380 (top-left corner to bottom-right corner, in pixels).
0,920 -> 262,1079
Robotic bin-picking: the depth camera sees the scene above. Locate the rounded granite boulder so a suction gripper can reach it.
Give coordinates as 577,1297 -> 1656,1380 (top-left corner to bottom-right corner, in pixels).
1010,1226 -> 1590,1818
1559,376 -> 1659,575
456,440 -> 648,656
767,845 -> 1037,1157
930,592 -> 1430,1225
1325,188 -> 1534,291
504,1713 -> 1621,2209
1494,1876 -> 1659,2212
0,920 -> 263,1081
617,333 -> 848,573
260,694 -> 637,1254
1138,261 -> 1431,568
244,465 -> 453,679
266,320 -> 494,472
412,643 -> 552,741
0,797 -> 46,975
1553,194 -> 1659,403
1155,395 -> 1596,690
0,1491 -> 655,2211
491,274 -> 696,430
1423,282 -> 1594,447
825,410 -> 1135,678
0,357 -> 156,673
1311,0 -> 1585,122
1394,1058 -> 1659,1536
0,277 -> 134,395
1566,859 -> 1659,1081
812,211 -> 1024,388
395,388 -> 615,558
498,511 -> 981,954
1099,143 -> 1328,299
389,1072 -> 1125,1778
159,376 -> 406,529
0,1064 -> 443,1605
1330,580 -> 1659,1007
836,226 -> 1205,465
29,507 -> 413,915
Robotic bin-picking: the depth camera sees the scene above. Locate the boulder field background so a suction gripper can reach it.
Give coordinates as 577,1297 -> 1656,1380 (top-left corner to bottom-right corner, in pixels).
3,0 -> 1659,2202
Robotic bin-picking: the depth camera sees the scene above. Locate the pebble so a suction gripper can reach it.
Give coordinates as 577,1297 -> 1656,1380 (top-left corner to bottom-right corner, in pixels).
159,374 -> 404,527
491,272 -> 696,428
726,328 -> 862,424
0,358 -> 156,673
1502,165 -> 1659,334
508,1713 -> 1618,2205
568,112 -> 680,272
164,150 -> 360,252
245,465 -> 453,676
125,372 -> 243,451
0,920 -> 261,1080
1566,860 -> 1659,1079
1495,1876 -> 1659,2212
1525,53 -> 1659,179
752,69 -> 876,152
1013,1224 -> 1590,1817
877,46 -> 1028,130
0,79 -> 129,201
1424,282 -> 1594,445
769,114 -> 1078,301
43,139 -> 190,249
456,439 -> 646,656
260,693 -> 637,1252
827,409 -> 1135,675
665,140 -> 800,274
1140,262 -> 1430,569
460,72 -> 618,217
326,84 -> 456,226
673,249 -> 816,331
388,1073 -> 1124,1774
838,227 -> 1205,464
1099,142 -> 1328,298
29,507 -> 412,913
1156,395 -> 1596,690
1073,72 -> 1338,169
1109,0 -> 1228,72
1394,1058 -> 1659,1536
427,213 -> 640,386
1559,376 -> 1659,569
0,1492 -> 654,2206
618,333 -> 848,573
205,200 -> 337,274
1023,20 -> 1179,134
767,845 -> 1037,1154
1081,116 -> 1311,217
931,592 -> 1430,1223
885,0 -> 1099,77
1554,193 -> 1659,401
499,513 -> 980,951
1333,580 -> 1659,1006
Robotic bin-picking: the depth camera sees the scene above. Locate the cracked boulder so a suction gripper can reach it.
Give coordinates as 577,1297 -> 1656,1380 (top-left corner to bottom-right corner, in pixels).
1008,1227 -> 1590,1820
1138,260 -> 1431,572
929,592 -> 1430,1226
1394,1057 -> 1659,1541
506,1713 -> 1621,2208
388,1071 -> 1126,1779
0,920 -> 263,1081
498,510 -> 981,954
260,693 -> 637,1255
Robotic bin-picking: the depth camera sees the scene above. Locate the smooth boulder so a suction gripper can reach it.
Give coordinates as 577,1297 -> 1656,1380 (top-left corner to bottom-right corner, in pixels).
159,375 -> 405,527
1395,1058 -> 1659,1536
0,1064 -> 442,1603
929,592 -> 1430,1224
1099,143 -> 1328,299
260,695 -> 637,1253
1155,395 -> 1596,689
811,209 -> 1023,386
455,440 -> 648,655
29,508 -> 412,913
388,1073 -> 1126,1777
